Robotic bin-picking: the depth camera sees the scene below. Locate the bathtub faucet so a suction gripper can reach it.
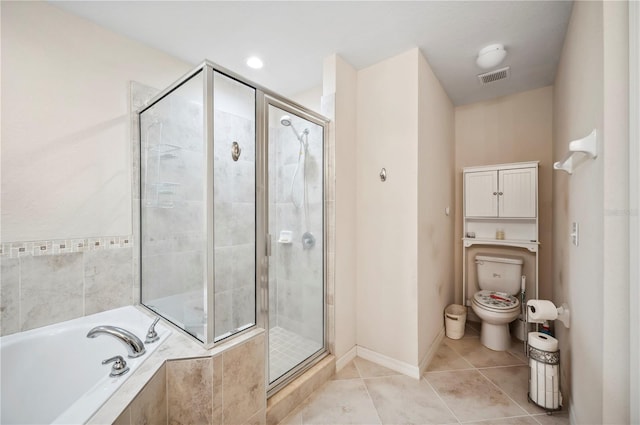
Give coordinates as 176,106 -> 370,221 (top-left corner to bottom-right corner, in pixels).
86,326 -> 146,358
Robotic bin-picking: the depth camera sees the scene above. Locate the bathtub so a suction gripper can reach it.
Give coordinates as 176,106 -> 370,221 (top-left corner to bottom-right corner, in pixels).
1,306 -> 170,425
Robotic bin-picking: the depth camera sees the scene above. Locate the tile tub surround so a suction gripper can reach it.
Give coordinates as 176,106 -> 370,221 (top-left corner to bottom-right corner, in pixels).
88,311 -> 265,425
115,334 -> 266,425
0,237 -> 134,336
279,324 -> 569,425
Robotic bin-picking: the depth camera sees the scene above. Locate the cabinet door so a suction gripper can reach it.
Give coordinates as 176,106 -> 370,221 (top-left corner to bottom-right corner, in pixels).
498,167 -> 537,217
464,171 -> 498,217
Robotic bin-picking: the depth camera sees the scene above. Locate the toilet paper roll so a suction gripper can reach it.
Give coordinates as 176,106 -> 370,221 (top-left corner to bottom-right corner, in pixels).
527,300 -> 558,321
529,361 -> 560,409
528,332 -> 559,351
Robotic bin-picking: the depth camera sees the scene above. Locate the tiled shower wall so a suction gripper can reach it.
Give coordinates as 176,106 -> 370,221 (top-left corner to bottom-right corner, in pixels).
212,107 -> 256,332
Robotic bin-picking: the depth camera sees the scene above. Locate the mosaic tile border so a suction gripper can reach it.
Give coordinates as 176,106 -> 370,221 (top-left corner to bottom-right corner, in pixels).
0,235 -> 134,258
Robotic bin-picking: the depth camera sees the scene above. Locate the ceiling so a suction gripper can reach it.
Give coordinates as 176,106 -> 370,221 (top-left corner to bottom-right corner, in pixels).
52,1 -> 573,106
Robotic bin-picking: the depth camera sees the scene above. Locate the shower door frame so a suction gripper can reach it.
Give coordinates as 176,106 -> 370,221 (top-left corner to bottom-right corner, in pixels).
260,94 -> 330,396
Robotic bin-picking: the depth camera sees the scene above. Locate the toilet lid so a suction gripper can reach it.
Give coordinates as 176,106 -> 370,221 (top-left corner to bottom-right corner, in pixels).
474,290 -> 519,310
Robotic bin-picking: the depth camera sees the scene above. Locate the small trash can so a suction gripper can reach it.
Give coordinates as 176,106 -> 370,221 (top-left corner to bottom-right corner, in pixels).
444,304 -> 467,339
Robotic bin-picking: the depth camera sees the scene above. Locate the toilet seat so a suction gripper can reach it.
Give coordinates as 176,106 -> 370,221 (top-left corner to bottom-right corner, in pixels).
473,290 -> 520,312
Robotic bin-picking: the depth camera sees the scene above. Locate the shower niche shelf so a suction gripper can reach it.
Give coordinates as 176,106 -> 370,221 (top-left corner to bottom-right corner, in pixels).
145,182 -> 180,208
148,143 -> 182,159
144,143 -> 182,208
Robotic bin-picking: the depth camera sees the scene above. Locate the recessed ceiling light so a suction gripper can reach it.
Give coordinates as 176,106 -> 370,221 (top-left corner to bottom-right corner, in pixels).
246,57 -> 263,69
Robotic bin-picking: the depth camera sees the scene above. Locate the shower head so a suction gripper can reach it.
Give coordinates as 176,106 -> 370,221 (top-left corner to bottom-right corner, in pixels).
280,115 -> 309,143
280,115 -> 292,127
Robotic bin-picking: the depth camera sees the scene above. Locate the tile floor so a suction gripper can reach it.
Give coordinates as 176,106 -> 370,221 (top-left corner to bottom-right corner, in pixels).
279,322 -> 569,425
270,326 -> 324,382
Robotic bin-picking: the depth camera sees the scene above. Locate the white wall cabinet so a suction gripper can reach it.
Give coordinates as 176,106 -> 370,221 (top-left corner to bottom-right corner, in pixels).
462,161 -> 539,307
464,167 -> 536,218
464,170 -> 498,217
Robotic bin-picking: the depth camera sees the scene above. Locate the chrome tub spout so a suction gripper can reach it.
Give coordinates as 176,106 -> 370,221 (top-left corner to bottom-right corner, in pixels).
86,326 -> 146,358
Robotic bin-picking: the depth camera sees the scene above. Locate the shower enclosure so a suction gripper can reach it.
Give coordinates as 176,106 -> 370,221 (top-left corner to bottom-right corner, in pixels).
138,61 -> 328,394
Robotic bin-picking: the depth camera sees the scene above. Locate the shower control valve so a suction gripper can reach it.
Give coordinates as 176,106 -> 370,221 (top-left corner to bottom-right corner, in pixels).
231,141 -> 241,161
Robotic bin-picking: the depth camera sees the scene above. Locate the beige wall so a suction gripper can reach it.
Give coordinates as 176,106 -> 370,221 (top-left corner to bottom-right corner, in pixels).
454,86 -> 554,304
417,52 -> 455,364
0,1 -> 192,333
629,3 -> 640,423
601,2 -> 630,420
356,49 -> 420,365
322,54 -> 358,361
355,48 -> 454,369
1,1 -> 191,242
553,1 -> 629,423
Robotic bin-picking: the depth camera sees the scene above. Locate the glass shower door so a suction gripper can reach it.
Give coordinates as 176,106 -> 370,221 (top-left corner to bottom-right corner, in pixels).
267,102 -> 325,387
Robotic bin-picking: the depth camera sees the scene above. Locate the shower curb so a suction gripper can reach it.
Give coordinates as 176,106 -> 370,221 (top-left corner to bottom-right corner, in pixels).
266,354 -> 335,425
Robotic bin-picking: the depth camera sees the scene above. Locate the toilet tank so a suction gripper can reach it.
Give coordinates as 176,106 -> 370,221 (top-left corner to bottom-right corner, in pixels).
475,254 -> 524,294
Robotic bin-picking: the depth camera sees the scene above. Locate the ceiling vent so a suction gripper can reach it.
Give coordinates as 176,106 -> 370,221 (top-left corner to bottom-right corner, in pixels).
477,66 -> 510,85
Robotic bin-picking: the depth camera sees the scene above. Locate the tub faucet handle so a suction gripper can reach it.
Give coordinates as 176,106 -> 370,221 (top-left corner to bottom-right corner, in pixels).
102,355 -> 129,377
145,317 -> 160,344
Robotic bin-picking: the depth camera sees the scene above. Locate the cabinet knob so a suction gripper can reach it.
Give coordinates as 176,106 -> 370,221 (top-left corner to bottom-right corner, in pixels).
498,191 -> 503,195
493,192 -> 498,195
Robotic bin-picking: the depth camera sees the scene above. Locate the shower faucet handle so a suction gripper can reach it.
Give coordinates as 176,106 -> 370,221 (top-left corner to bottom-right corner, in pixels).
145,316 -> 160,344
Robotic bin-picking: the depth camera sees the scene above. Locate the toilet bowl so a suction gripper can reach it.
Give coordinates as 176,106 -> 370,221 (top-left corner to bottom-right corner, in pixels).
472,254 -> 524,351
471,290 -> 520,351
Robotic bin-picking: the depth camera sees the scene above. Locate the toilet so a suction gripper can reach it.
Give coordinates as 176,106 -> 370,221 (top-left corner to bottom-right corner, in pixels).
471,254 -> 523,351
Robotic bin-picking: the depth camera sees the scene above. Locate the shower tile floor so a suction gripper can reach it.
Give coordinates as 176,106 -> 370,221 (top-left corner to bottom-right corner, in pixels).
270,326 -> 323,382
279,322 -> 570,425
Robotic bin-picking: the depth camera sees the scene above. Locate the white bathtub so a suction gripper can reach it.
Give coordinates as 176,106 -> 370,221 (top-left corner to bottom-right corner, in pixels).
0,306 -> 170,425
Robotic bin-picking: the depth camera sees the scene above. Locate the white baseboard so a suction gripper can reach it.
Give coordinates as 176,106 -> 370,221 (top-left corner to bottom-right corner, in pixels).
356,345 -> 421,379
419,328 -> 445,376
336,346 -> 357,371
